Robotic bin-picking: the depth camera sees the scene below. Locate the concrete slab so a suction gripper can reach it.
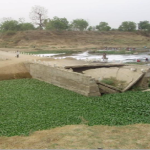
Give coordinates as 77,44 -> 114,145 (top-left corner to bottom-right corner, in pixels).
83,66 -> 145,90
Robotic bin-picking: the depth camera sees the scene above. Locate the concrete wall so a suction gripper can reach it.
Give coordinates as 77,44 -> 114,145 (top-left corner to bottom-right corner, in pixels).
29,63 -> 101,96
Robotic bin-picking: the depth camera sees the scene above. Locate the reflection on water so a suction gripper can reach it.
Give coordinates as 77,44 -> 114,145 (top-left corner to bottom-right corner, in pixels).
38,51 -> 150,63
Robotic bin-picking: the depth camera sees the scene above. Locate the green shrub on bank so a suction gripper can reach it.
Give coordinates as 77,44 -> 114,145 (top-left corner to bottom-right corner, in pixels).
89,50 -> 133,55
27,50 -> 81,54
0,79 -> 150,137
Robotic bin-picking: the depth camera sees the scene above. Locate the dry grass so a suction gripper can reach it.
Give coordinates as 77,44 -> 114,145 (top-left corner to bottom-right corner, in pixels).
0,124 -> 150,149
0,31 -> 150,50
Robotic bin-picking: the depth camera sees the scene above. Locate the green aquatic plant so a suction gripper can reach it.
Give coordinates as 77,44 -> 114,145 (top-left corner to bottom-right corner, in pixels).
0,79 -> 150,136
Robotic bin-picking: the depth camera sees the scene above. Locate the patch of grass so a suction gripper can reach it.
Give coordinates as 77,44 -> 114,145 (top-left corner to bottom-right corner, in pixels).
1,79 -> 150,137
26,50 -> 81,55
101,77 -> 126,89
101,77 -> 115,86
125,62 -> 146,65
89,50 -> 133,55
130,85 -> 143,91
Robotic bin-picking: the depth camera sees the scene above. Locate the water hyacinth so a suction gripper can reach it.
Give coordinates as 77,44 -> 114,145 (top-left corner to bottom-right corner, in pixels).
0,79 -> 150,136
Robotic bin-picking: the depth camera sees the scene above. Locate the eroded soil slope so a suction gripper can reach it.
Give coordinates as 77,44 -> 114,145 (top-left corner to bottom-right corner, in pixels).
0,31 -> 150,50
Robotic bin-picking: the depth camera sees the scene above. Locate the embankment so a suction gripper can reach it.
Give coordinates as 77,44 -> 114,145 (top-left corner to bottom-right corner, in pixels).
0,31 -> 150,50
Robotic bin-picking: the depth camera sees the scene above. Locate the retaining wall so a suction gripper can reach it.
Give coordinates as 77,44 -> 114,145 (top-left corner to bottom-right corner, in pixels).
29,63 -> 101,96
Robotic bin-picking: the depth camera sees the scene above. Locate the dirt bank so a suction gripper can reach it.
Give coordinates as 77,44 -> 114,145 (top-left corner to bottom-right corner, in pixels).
0,31 -> 150,50
0,50 -> 87,80
0,51 -> 35,80
0,124 -> 150,149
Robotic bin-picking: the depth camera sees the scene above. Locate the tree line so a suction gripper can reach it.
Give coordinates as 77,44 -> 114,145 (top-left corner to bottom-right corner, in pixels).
1,5 -> 150,33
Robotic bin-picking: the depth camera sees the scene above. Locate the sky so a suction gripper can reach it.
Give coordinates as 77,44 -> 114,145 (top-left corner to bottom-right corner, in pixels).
0,0 -> 150,28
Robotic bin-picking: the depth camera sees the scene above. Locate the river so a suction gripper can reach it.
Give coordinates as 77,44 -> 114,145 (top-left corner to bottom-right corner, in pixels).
37,51 -> 150,63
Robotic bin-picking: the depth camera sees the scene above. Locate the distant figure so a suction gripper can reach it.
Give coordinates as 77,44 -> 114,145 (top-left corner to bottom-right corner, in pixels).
16,51 -> 19,58
102,53 -> 108,62
102,53 -> 106,59
137,59 -> 140,62
145,58 -> 149,62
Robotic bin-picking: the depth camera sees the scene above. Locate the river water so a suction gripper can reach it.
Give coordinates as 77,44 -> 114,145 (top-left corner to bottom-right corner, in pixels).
38,51 -> 150,63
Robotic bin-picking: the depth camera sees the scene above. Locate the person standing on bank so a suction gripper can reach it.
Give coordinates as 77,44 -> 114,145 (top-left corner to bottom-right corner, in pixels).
102,53 -> 108,62
102,53 -> 107,59
16,51 -> 19,58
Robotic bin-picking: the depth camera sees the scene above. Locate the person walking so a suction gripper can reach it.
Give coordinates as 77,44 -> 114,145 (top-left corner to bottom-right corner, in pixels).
16,51 -> 19,58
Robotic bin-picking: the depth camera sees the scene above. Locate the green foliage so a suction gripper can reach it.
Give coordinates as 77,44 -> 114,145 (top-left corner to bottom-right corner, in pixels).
0,20 -> 19,32
1,79 -> 150,137
0,18 -> 35,32
96,22 -> 111,31
88,26 -> 93,31
27,49 -> 81,54
71,19 -> 89,31
101,77 -> 126,89
138,21 -> 150,31
87,26 -> 96,31
130,85 -> 143,91
89,50 -> 133,55
19,23 -> 35,31
125,62 -> 145,65
148,79 -> 150,87
45,16 -> 69,31
118,21 -> 136,31
101,77 -> 115,86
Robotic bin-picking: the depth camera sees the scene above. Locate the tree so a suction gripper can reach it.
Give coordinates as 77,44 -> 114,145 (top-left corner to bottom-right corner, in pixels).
96,22 -> 111,31
138,21 -> 150,31
0,19 -> 19,32
45,16 -> 69,30
118,21 -> 136,31
19,23 -> 35,31
87,26 -> 92,31
87,26 -> 96,31
0,18 -> 35,32
71,19 -> 89,31
29,5 -> 48,29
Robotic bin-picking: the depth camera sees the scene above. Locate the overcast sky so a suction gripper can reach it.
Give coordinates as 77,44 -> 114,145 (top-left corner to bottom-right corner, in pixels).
0,0 -> 149,28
